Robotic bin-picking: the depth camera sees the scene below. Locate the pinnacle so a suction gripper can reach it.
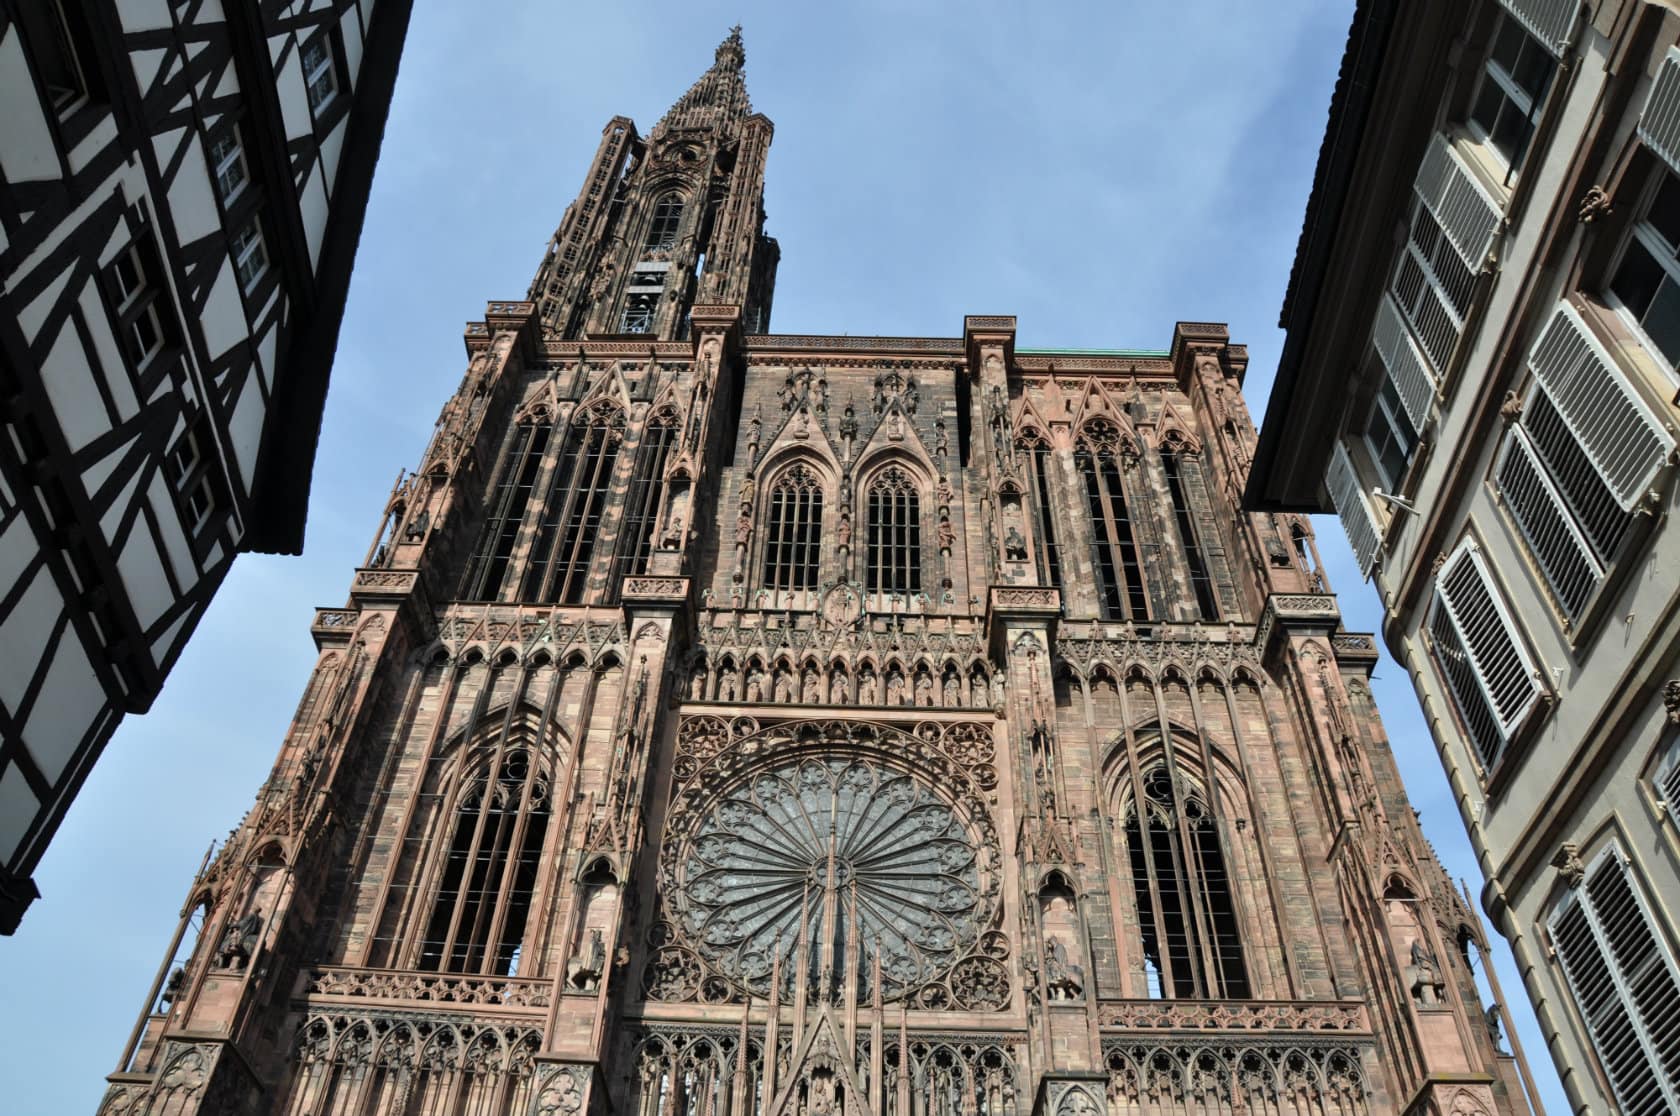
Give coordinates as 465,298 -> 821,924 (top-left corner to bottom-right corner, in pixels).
655,25 -> 754,133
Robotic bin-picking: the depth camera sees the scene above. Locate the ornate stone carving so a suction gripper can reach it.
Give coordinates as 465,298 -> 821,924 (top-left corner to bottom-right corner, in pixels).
306,966 -> 552,1008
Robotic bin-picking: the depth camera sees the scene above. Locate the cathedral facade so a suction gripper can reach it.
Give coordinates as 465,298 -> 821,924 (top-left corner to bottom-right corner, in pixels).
99,30 -> 1532,1116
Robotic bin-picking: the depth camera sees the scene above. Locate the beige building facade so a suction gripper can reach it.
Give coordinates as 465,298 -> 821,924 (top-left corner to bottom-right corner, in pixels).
1249,1 -> 1680,1111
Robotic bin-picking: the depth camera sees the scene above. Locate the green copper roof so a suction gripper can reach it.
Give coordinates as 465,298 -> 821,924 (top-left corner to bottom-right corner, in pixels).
1016,347 -> 1170,357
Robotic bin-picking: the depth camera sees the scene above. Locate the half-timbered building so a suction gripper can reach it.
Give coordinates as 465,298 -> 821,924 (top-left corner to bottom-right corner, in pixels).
0,0 -> 412,931
99,28 -> 1538,1116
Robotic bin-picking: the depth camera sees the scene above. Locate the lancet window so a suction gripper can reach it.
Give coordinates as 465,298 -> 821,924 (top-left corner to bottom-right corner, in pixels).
1122,764 -> 1249,999
616,412 -> 675,586
763,463 -> 825,591
417,745 -> 550,975
1021,430 -> 1063,588
1161,446 -> 1219,619
523,404 -> 624,603
1075,426 -> 1147,619
462,422 -> 552,601
866,465 -> 922,594
645,192 -> 684,250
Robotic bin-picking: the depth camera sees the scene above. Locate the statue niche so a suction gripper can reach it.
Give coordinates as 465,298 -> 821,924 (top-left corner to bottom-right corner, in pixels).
567,859 -> 620,992
1039,872 -> 1086,1001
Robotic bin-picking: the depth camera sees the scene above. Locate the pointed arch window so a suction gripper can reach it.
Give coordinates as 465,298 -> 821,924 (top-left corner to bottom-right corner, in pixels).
1020,430 -> 1063,589
463,422 -> 553,601
866,466 -> 921,594
418,746 -> 550,975
524,405 -> 624,604
764,463 -> 825,591
1124,764 -> 1249,999
1161,444 -> 1219,620
1076,425 -> 1147,619
645,193 -> 684,250
614,412 -> 676,589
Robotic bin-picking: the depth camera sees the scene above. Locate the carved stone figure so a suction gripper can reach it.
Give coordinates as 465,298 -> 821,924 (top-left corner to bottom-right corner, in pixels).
859,668 -> 879,705
746,667 -> 765,703
718,665 -> 739,702
831,671 -> 850,704
567,928 -> 607,991
802,667 -> 822,704
218,912 -> 263,970
1004,526 -> 1027,561
937,516 -> 956,554
914,670 -> 934,707
836,513 -> 852,550
886,669 -> 906,706
774,667 -> 794,704
1409,939 -> 1442,1005
690,664 -> 707,701
1044,934 -> 1085,1001
943,670 -> 961,707
403,507 -> 429,542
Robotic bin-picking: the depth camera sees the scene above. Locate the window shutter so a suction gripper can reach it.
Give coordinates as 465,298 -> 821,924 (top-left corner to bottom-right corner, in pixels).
1639,47 -> 1680,176
1497,0 -> 1576,56
1495,427 -> 1603,620
1549,849 -> 1680,1112
1661,746 -> 1680,812
1325,442 -> 1382,578
1431,543 -> 1541,765
1526,303 -> 1675,511
1413,135 -> 1503,274
1373,294 -> 1439,428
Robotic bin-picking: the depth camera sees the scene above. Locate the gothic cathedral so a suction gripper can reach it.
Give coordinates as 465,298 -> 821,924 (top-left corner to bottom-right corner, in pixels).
99,30 -> 1529,1116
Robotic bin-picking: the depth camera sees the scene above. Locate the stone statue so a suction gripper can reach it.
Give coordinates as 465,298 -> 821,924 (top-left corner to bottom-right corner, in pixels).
836,514 -> 852,550
802,667 -> 822,704
831,671 -> 850,704
1409,939 -> 1441,1005
1484,1003 -> 1505,1051
886,670 -> 906,706
719,665 -> 739,702
774,667 -> 794,704
567,928 -> 607,991
160,967 -> 185,1007
1004,526 -> 1027,561
690,664 -> 707,701
403,507 -> 429,542
937,476 -> 955,508
1044,935 -> 1084,1001
218,911 -> 263,970
859,669 -> 879,705
943,671 -> 961,707
746,667 -> 765,703
735,510 -> 753,548
914,671 -> 934,707
937,516 -> 956,554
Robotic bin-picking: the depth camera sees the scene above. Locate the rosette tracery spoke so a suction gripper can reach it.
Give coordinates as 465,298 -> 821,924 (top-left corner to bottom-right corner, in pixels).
674,753 -> 987,1000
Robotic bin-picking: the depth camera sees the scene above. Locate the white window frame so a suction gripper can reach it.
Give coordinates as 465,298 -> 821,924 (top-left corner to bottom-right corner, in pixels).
1427,538 -> 1544,771
1464,8 -> 1558,175
232,219 -> 268,294
110,244 -> 165,371
208,126 -> 248,206
165,424 -> 216,534
1604,164 -> 1680,383
1548,845 -> 1680,1113
301,35 -> 338,115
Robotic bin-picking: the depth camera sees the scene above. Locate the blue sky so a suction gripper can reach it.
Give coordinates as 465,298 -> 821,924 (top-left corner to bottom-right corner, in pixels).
0,3 -> 1566,1112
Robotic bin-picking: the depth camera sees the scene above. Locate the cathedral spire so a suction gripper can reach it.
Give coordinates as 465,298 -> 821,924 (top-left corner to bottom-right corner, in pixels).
655,25 -> 754,134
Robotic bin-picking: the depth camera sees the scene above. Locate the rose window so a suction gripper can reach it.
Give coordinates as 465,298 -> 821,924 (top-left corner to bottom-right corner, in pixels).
673,755 -> 987,999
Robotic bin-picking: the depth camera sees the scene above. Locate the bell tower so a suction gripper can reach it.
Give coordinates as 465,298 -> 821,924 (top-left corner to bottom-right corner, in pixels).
529,26 -> 779,341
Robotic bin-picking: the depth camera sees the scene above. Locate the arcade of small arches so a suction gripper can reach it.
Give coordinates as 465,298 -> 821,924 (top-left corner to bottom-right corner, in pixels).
686,650 -> 994,709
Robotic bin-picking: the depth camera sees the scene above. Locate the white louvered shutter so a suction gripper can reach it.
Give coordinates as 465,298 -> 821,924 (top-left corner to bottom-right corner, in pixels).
1429,542 -> 1541,766
1497,0 -> 1576,56
1325,442 -> 1382,578
1372,294 -> 1438,429
1549,848 -> 1680,1113
1526,303 -> 1675,511
1495,426 -> 1602,620
1413,135 -> 1504,274
1639,47 -> 1680,176
1660,745 -> 1680,812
